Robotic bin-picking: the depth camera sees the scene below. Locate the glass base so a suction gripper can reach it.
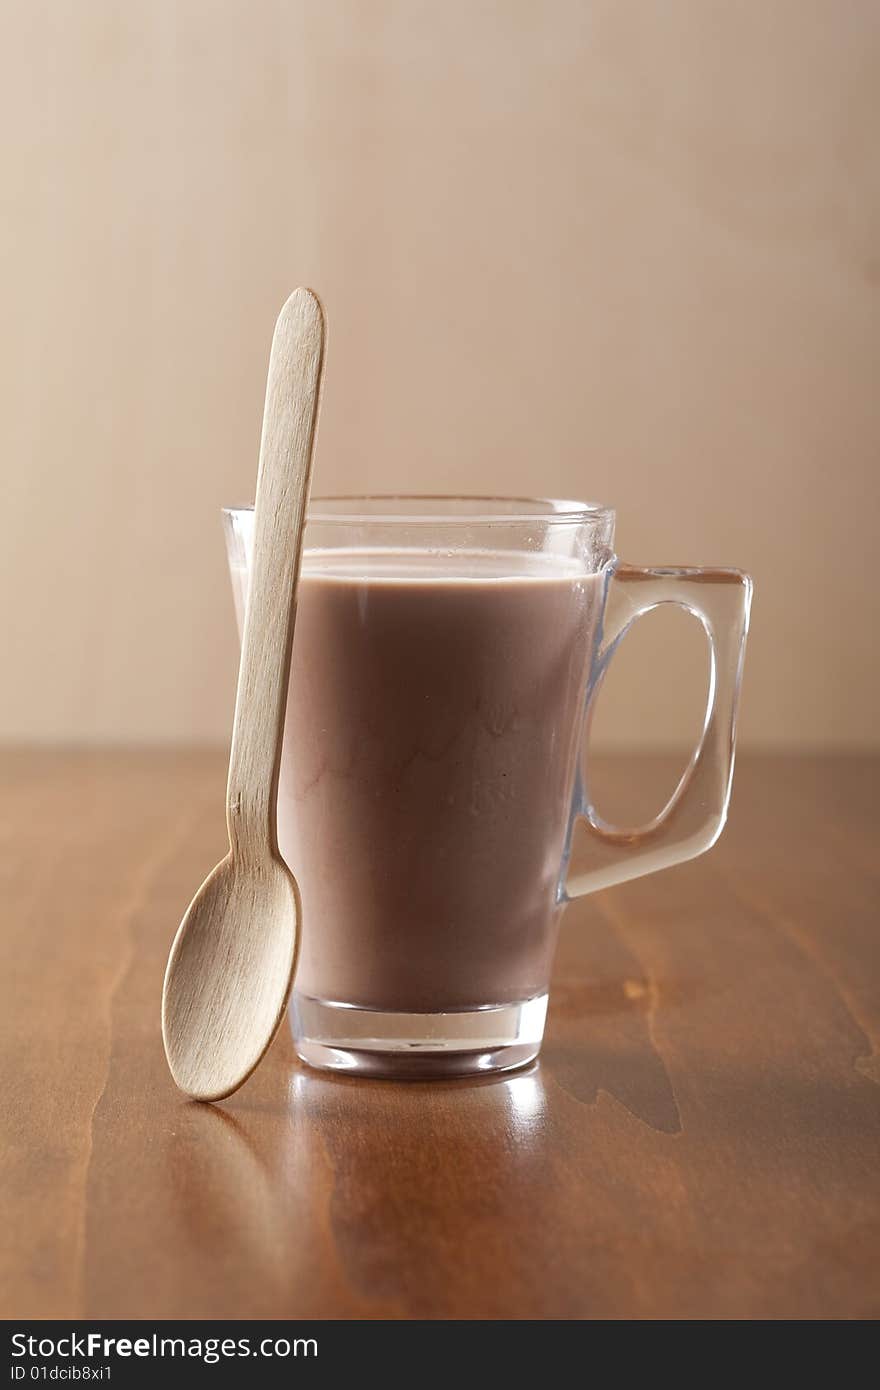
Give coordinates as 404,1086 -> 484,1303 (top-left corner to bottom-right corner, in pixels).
290,991 -> 548,1078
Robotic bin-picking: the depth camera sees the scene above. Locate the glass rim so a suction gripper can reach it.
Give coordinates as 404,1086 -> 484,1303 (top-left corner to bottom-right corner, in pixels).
222,494 -> 614,526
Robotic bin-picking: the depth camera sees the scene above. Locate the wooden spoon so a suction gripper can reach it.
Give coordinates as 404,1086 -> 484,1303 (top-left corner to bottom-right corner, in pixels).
162,287 -> 326,1101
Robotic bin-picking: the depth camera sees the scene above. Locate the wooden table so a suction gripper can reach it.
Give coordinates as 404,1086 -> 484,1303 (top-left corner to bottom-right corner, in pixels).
1,750 -> 877,1320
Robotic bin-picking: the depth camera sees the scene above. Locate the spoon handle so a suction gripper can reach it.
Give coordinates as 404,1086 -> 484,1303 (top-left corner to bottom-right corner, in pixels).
226,288 -> 326,863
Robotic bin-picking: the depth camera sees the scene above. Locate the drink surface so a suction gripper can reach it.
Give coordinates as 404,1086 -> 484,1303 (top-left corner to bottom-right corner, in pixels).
299,546 -> 591,582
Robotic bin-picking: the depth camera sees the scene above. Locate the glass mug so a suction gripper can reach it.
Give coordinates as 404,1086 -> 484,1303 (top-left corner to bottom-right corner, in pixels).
223,497 -> 751,1078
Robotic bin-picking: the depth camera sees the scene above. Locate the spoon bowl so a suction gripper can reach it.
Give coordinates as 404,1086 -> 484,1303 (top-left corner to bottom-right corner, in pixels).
162,855 -> 300,1100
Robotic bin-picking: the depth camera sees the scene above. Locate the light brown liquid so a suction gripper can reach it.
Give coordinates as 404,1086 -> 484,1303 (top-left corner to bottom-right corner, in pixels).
266,549 -> 603,1012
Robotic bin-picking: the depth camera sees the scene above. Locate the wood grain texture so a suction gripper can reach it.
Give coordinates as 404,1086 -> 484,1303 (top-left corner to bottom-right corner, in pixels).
226,287 -> 325,853
1,750 -> 878,1320
161,289 -> 324,1102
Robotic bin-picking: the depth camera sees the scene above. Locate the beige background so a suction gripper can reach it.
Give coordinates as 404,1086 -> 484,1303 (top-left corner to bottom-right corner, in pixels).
1,1 -> 878,750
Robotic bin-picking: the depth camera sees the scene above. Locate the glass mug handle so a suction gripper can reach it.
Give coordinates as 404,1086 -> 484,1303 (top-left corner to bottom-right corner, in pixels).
564,563 -> 753,898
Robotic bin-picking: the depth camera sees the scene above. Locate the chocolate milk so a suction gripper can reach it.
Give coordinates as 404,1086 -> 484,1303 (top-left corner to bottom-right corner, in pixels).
238,547 -> 603,1014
